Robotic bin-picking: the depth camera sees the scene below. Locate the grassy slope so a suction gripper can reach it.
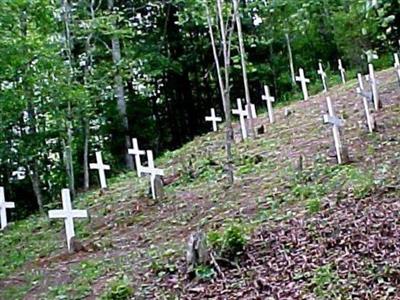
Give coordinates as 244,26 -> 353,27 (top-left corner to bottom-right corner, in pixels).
0,68 -> 399,299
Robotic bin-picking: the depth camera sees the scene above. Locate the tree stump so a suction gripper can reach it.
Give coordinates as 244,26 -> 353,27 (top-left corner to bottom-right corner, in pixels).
186,231 -> 209,274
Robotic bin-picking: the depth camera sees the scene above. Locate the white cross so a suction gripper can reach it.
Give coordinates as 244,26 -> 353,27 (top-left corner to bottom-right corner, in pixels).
232,98 -> 249,139
12,167 -> 26,180
245,103 -> 257,119
48,189 -> 88,252
205,108 -> 222,132
368,63 -> 380,111
323,97 -> 344,164
395,52 -> 400,68
338,59 -> 346,84
357,73 -> 375,133
262,85 -> 275,123
394,53 -> 400,84
128,138 -> 145,176
89,151 -> 110,189
317,62 -> 328,92
0,187 -> 15,230
138,150 -> 164,200
295,68 -> 310,101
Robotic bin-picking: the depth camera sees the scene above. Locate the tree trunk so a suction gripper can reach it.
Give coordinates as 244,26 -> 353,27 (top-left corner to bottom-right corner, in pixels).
207,1 -> 234,185
108,0 -> 134,170
61,0 -> 76,196
28,162 -> 45,215
83,120 -> 90,191
21,9 -> 45,213
285,33 -> 296,87
232,0 -> 255,138
269,42 -> 278,95
82,0 -> 96,191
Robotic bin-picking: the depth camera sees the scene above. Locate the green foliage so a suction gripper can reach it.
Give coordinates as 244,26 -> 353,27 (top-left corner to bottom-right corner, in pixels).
311,264 -> 340,297
0,215 -> 59,281
194,265 -> 216,281
147,246 -> 178,276
101,275 -> 134,300
328,165 -> 375,199
306,198 -> 322,214
46,259 -> 110,299
208,223 -> 248,259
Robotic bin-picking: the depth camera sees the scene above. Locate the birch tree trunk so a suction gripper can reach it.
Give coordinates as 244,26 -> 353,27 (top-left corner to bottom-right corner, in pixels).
285,33 -> 296,86
83,120 -> 90,191
207,1 -> 234,185
28,162 -> 45,215
82,0 -> 96,191
20,9 -> 45,214
61,0 -> 76,197
107,0 -> 134,170
232,0 -> 255,138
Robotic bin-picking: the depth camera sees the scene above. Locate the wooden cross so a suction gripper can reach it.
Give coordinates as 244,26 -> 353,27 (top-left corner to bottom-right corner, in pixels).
394,53 -> 400,85
323,97 -> 345,164
262,85 -> 275,123
0,187 -> 14,230
205,108 -> 222,132
138,150 -> 164,200
368,64 -> 380,111
232,98 -> 249,139
89,151 -> 110,189
317,62 -> 328,92
295,68 -> 310,101
245,103 -> 257,119
12,167 -> 26,180
48,189 -> 88,252
357,73 -> 375,133
338,59 -> 346,84
128,138 -> 145,176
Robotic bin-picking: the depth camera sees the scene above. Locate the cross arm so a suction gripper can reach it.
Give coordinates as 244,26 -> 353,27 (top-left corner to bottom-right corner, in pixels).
323,115 -> 344,127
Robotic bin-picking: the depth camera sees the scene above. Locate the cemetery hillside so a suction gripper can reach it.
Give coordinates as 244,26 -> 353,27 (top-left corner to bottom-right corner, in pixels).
0,0 -> 400,299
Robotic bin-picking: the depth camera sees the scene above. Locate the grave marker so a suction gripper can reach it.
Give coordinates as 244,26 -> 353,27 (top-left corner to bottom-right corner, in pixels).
138,150 -> 164,200
89,151 -> 110,189
394,53 -> 400,86
0,187 -> 15,230
48,189 -> 88,252
205,108 -> 222,132
338,59 -> 346,84
368,64 -> 380,111
317,62 -> 328,92
357,73 -> 375,133
245,103 -> 257,119
296,68 -> 310,101
262,85 -> 275,123
323,97 -> 345,164
232,98 -> 249,139
128,138 -> 146,176
12,167 -> 26,180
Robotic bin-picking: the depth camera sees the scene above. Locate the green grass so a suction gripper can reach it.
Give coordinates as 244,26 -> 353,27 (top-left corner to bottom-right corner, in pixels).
0,216 -> 59,281
45,259 -> 113,299
311,264 -> 340,298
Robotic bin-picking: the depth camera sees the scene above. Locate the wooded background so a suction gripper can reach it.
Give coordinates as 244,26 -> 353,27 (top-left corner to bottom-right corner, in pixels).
0,0 -> 398,218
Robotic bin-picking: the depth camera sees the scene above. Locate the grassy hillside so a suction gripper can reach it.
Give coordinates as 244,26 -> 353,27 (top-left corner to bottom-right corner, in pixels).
0,68 -> 399,299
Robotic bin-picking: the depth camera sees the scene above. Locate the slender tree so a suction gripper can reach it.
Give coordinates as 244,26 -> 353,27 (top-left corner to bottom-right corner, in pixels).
232,0 -> 255,138
107,0 -> 134,170
206,0 -> 235,185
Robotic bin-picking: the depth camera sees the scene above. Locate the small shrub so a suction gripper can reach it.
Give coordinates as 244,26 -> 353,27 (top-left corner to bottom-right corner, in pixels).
312,265 -> 339,297
101,275 -> 133,300
194,265 -> 216,281
207,223 -> 248,259
306,199 -> 321,214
